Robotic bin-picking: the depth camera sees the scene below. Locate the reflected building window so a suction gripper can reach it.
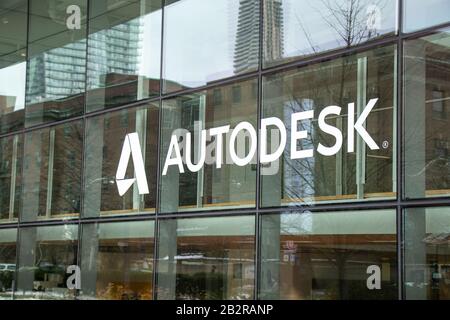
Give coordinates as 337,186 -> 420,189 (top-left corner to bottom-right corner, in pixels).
260,210 -> 397,300
21,121 -> 83,222
157,215 -> 255,300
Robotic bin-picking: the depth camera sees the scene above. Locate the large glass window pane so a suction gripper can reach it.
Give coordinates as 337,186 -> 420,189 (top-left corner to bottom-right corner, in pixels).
162,0 -> 259,93
86,0 -> 162,112
0,134 -> 22,223
160,79 -> 257,213
261,45 -> 396,207
0,0 -> 27,134
404,29 -> 450,199
25,0 -> 87,127
21,121 -> 83,222
157,215 -> 255,300
79,221 -> 154,300
405,207 -> 450,300
16,224 -> 78,300
263,0 -> 397,67
0,228 -> 17,300
404,0 -> 450,33
84,102 -> 158,217
260,210 -> 397,299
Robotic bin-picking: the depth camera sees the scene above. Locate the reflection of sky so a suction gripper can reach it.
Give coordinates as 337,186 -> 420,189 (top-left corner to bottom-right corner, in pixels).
0,61 -> 26,110
283,0 -> 396,57
163,0 -> 238,87
404,0 -> 450,32
138,10 -> 162,79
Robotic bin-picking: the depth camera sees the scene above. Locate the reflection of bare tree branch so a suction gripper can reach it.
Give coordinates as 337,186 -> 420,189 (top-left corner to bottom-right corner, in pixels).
292,14 -> 318,55
270,0 -> 395,201
314,0 -> 387,47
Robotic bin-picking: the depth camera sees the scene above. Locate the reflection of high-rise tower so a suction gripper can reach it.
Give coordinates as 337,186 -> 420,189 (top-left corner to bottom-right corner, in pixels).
88,18 -> 143,89
263,0 -> 284,63
233,0 -> 283,73
233,0 -> 260,74
26,18 -> 143,105
26,41 -> 87,104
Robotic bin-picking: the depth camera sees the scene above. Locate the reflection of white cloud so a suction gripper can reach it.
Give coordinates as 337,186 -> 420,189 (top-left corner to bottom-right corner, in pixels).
0,61 -> 26,110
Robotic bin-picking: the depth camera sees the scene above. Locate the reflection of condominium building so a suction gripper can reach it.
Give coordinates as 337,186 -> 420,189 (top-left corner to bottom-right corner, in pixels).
233,0 -> 284,73
262,0 -> 284,62
25,40 -> 87,126
87,18 -> 142,91
26,41 -> 86,104
234,0 -> 260,74
26,16 -> 145,117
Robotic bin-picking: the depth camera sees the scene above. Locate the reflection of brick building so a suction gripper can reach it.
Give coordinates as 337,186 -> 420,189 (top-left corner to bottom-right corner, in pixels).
22,121 -> 82,219
175,79 -> 258,208
422,40 -> 450,193
87,73 -> 160,110
0,119 -> 22,219
263,46 -> 395,202
0,136 -> 17,220
25,93 -> 84,126
84,103 -> 159,214
0,103 -> 24,133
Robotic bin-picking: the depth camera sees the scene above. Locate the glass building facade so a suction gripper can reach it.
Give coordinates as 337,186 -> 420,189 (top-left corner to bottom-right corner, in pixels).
0,0 -> 449,300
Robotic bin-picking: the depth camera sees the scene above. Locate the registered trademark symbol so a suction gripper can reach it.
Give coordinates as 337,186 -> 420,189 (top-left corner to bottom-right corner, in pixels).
382,141 -> 389,149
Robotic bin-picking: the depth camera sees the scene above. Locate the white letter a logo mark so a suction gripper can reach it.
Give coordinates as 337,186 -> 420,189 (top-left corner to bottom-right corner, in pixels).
116,132 -> 149,196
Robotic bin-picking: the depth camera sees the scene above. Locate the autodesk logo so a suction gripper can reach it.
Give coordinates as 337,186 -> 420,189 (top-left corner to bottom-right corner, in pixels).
162,98 -> 381,175
116,98 -> 384,196
115,132 -> 149,196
